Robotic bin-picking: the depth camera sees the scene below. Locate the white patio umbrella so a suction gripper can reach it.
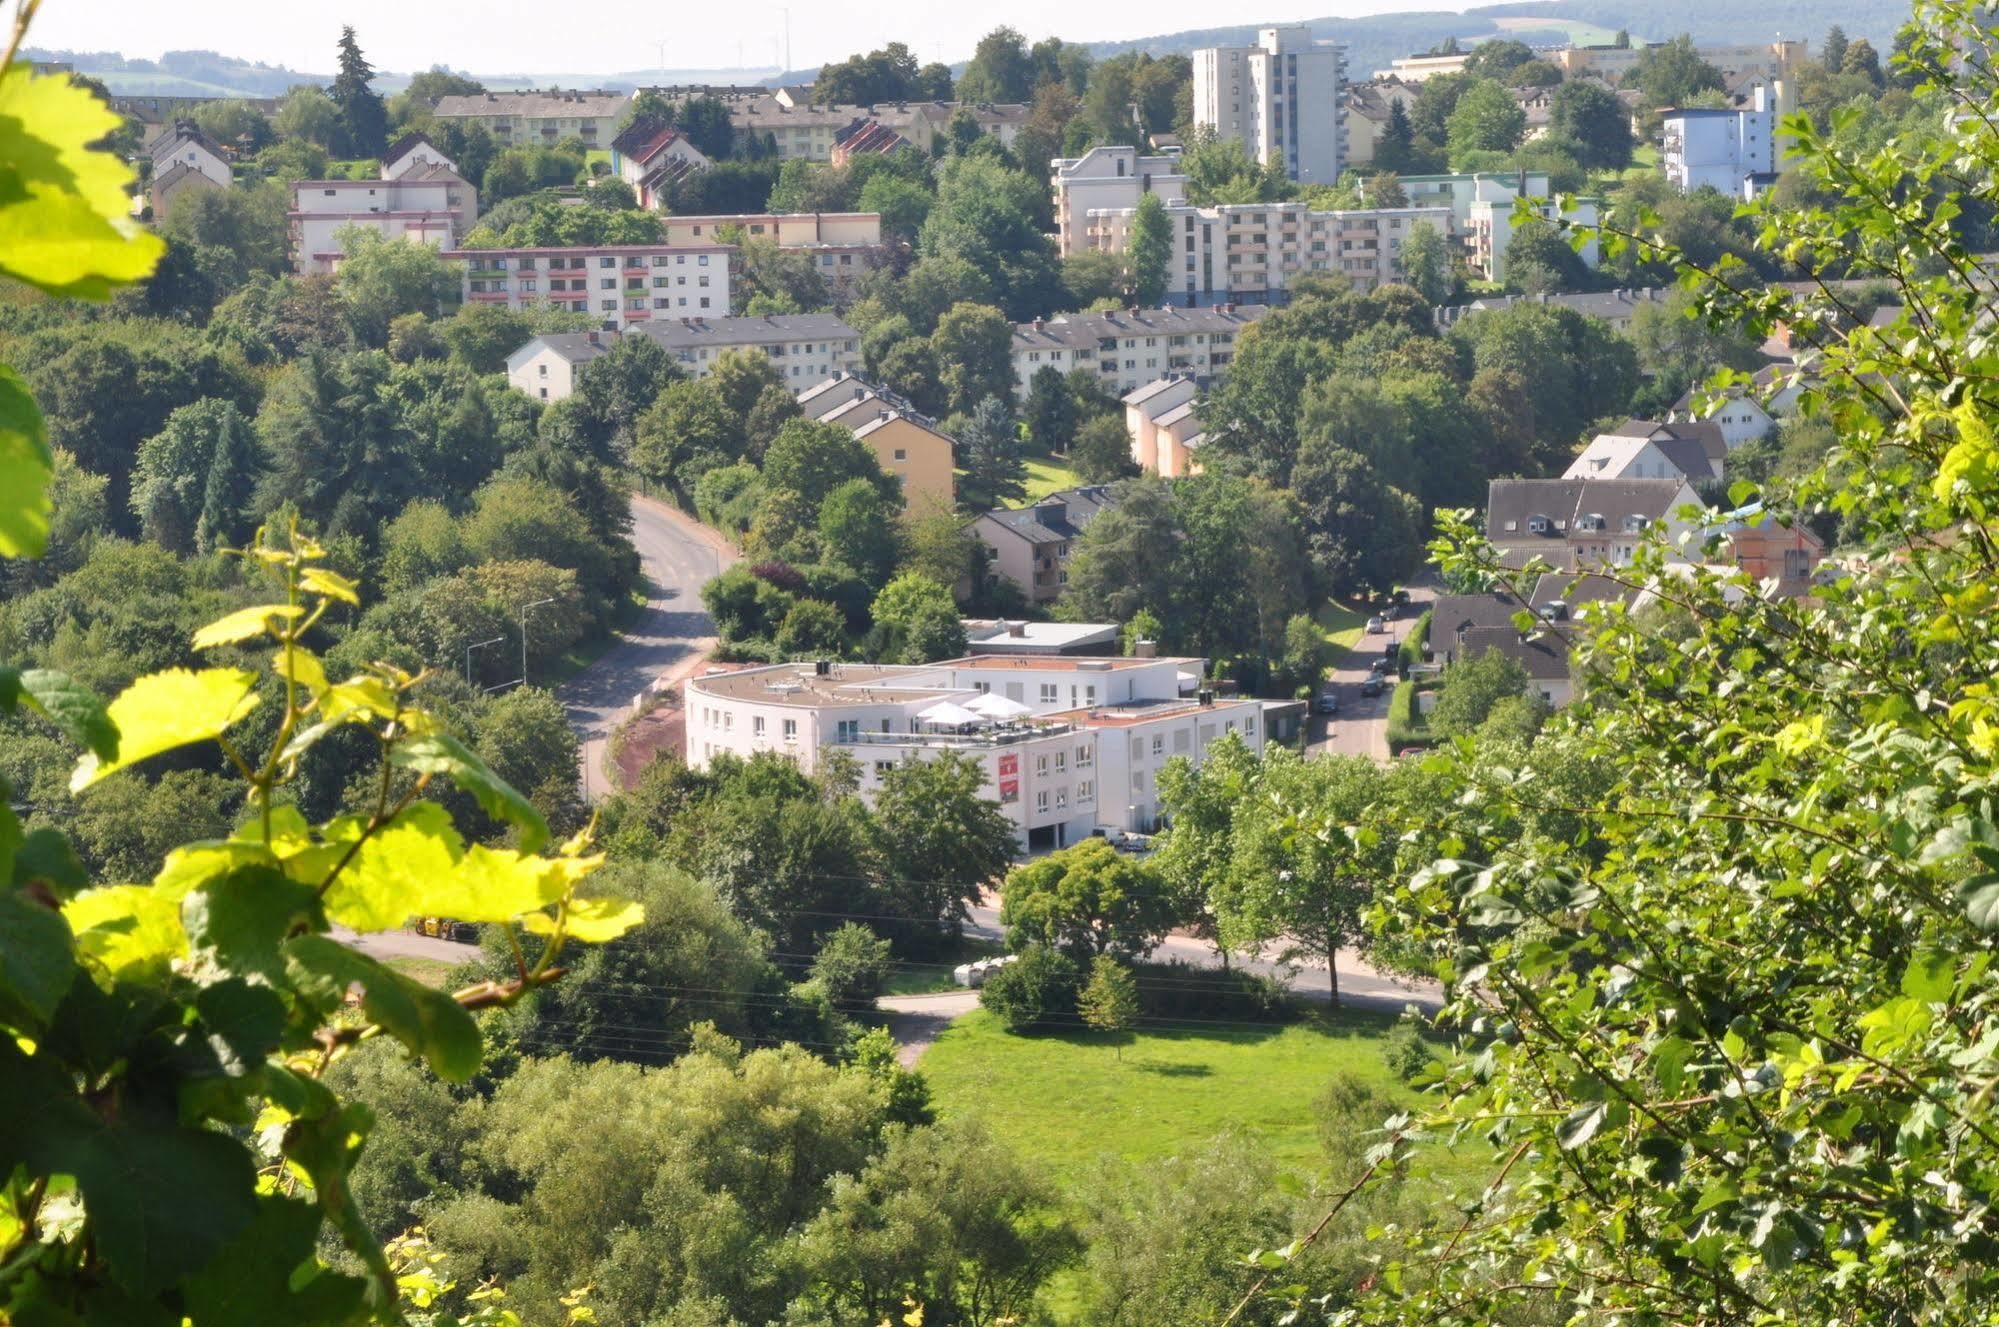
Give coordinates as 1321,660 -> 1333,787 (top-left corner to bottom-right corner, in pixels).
915,700 -> 985,727
965,692 -> 1032,719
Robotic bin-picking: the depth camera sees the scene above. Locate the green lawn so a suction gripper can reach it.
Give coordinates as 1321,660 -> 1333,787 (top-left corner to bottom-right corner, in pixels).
1316,600 -> 1368,653
1023,452 -> 1084,502
384,956 -> 463,989
923,1007 -> 1465,1187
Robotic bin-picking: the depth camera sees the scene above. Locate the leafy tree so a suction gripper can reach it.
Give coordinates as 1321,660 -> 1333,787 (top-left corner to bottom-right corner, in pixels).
1000,836 -> 1176,963
1290,438 -> 1424,597
1822,24 -> 1850,69
1077,955 -> 1141,1057
1446,78 -> 1527,161
808,921 -> 895,1010
954,395 -> 1029,513
869,572 -> 967,664
978,943 -> 1082,1031
130,398 -> 262,554
1549,80 -> 1635,170
1427,644 -> 1532,736
761,417 -> 897,508
775,596 -> 848,657
1396,219 -> 1452,303
1460,38 -> 1536,82
631,379 -> 737,500
330,26 -> 389,157
958,26 -> 1036,103
818,478 -> 902,587
1630,34 -> 1727,108
1153,732 -> 1259,956
574,331 -> 680,453
275,85 -> 342,147
1071,412 -> 1139,484
1363,171 -> 1409,208
1023,366 -> 1078,454
1449,300 -> 1639,447
1125,192 -> 1172,306
931,302 -> 1019,416
872,748 -> 1015,936
332,226 -> 459,346
1841,37 -> 1884,86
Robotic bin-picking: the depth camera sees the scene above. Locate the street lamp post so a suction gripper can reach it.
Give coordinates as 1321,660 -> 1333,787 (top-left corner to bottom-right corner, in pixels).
465,635 -> 506,688
518,598 -> 556,690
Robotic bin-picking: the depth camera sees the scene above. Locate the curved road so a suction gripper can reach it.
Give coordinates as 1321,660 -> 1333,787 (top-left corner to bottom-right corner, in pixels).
561,495 -> 738,801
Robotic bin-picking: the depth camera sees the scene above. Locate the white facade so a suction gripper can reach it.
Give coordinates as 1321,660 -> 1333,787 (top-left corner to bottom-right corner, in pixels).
1082,199 -> 1455,301
1399,172 -> 1601,282
1670,388 -> 1775,449
1194,26 -> 1347,185
431,91 -> 630,150
1010,305 -> 1270,400
683,657 -> 1260,844
504,316 -> 861,402
1565,435 -> 1715,484
288,175 -> 473,275
1663,87 -> 1775,196
1049,146 -> 1190,258
447,244 -> 734,329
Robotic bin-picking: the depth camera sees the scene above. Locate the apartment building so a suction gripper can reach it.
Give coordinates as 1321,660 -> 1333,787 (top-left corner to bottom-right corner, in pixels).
1082,198 -> 1456,301
1343,79 -> 1420,165
1010,304 -> 1271,400
147,123 -> 231,224
445,243 -> 733,329
1663,86 -> 1776,197
1399,171 -> 1600,282
1551,38 -> 1805,85
1050,146 -> 1191,257
1194,25 -> 1348,185
504,315 -> 861,401
288,143 -> 478,275
716,94 -> 1028,161
1565,419 -> 1729,485
796,374 -> 956,512
1123,377 -> 1207,478
683,655 -> 1260,845
658,211 -> 885,294
973,487 -> 1122,604
1374,50 -> 1476,81
430,90 -> 629,150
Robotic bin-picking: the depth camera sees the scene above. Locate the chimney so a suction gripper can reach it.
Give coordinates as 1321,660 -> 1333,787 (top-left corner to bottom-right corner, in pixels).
1197,687 -> 1214,706
1006,620 -> 1026,637
585,330 -> 599,344
1134,638 -> 1158,658
815,659 -> 832,676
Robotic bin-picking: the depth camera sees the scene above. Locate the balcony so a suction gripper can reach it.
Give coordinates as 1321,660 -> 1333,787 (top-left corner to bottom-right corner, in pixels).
833,721 -> 1076,751
622,265 -> 649,277
467,290 -> 510,302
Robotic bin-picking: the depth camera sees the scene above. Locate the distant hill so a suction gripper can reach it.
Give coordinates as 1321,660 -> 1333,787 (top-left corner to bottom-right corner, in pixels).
1087,0 -> 1907,75
22,47 -> 330,95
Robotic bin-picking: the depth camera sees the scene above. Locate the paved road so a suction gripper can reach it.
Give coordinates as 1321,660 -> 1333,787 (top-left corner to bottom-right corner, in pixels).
561,495 -> 737,801
332,926 -> 478,964
1308,584 -> 1438,762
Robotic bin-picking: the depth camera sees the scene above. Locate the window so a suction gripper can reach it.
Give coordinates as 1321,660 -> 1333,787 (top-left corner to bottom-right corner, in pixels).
1076,745 -> 1093,768
753,716 -> 765,737
836,719 -> 859,741
1035,790 -> 1050,812
1055,788 -> 1068,810
600,278 -> 615,290
1055,751 -> 1067,773
1151,734 -> 1165,755
598,257 -> 615,268
1130,736 -> 1144,760
1035,755 -> 1048,775
893,448 -> 906,461
1039,683 -> 1058,703
874,760 -> 895,777
1077,779 -> 1093,802
782,718 -> 798,740
1174,728 -> 1190,753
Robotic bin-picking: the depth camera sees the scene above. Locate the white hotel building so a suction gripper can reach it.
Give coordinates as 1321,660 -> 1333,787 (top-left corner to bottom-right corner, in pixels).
684,656 -> 1268,850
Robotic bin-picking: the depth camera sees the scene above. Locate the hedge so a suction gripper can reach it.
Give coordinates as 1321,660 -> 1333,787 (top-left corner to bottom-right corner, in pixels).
1399,608 -> 1433,671
1385,679 -> 1437,753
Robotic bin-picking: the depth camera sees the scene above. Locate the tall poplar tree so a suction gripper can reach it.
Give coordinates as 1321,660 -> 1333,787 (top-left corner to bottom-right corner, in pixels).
331,27 -> 389,158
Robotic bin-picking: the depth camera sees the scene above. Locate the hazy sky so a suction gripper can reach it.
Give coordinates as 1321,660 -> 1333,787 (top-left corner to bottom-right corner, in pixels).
32,0 -> 1465,77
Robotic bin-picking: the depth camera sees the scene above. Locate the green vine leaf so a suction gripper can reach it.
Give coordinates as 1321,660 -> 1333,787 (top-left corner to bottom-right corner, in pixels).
391,733 -> 550,853
284,936 -> 483,1081
0,66 -> 166,297
191,604 -> 304,651
0,889 -> 77,1029
62,884 -> 185,984
13,666 -> 120,761
179,1195 -> 370,1327
0,363 -> 52,559
71,667 -> 260,791
321,802 -> 464,933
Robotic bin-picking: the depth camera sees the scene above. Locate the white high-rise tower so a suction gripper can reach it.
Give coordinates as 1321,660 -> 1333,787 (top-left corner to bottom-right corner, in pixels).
1193,26 -> 1347,186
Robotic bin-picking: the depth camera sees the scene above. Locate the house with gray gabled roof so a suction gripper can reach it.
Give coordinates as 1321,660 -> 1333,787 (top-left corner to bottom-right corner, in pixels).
973,486 -> 1123,604
1486,477 -> 1704,571
1566,420 -> 1727,485
505,330 -> 618,401
629,313 -> 860,383
1011,304 -> 1270,401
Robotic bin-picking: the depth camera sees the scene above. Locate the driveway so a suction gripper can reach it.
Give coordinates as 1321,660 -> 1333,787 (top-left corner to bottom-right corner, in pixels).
560,495 -> 737,801
1308,584 -> 1438,763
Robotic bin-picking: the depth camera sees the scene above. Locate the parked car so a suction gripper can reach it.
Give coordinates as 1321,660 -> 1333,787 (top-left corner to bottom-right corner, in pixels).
1316,691 -> 1340,715
1369,657 -> 1393,675
1365,614 -> 1387,634
1360,676 -> 1386,697
1093,825 -> 1147,851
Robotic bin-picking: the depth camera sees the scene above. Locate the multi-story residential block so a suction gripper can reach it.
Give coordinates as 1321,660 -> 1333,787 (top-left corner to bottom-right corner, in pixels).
796,374 -> 956,512
973,487 -> 1121,605
1194,25 -> 1348,185
147,123 -> 231,224
288,139 -> 478,274
1373,49 -> 1476,82
712,94 -> 1027,161
1663,86 -> 1776,197
1551,38 -> 1805,85
1049,145 -> 1190,258
504,315 -> 860,401
446,243 -> 733,329
1485,477 -> 1704,570
1399,171 -> 1600,282
658,211 -> 885,294
1123,377 -> 1207,478
609,117 -> 712,208
1342,78 -> 1420,165
1010,305 -> 1270,399
1436,286 -> 1670,331
683,654 -> 1262,844
430,90 -> 629,150
1081,198 -> 1456,302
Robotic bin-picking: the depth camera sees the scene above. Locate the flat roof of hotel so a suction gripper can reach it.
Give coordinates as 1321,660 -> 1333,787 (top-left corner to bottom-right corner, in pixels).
688,662 -> 963,708
1047,696 -> 1258,728
934,654 -> 1202,671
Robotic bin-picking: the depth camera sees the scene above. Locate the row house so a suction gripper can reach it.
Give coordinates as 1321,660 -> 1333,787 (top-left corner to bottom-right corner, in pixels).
1123,377 -> 1207,478
446,243 -> 733,329
1565,419 -> 1730,485
684,655 -> 1262,847
610,117 -> 713,208
430,90 -> 629,150
1010,304 -> 1271,400
716,94 -> 1027,161
796,373 -> 956,513
1486,477 -> 1704,572
288,136 -> 477,274
503,314 -> 860,402
1082,198 -> 1456,301
658,211 -> 886,296
147,123 -> 232,224
973,486 -> 1121,605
